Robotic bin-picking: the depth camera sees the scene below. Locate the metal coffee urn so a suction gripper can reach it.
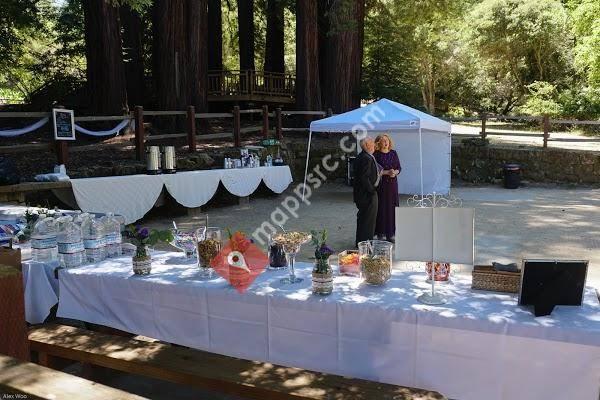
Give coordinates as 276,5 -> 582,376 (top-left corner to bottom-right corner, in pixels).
162,146 -> 176,174
146,146 -> 161,174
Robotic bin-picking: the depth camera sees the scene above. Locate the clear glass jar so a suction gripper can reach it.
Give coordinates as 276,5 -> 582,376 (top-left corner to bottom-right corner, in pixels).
171,229 -> 197,260
267,234 -> 287,270
196,226 -> 222,278
358,240 -> 393,285
312,257 -> 333,295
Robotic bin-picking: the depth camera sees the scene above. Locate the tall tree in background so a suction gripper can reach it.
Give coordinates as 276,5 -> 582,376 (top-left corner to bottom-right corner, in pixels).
264,0 -> 285,73
467,0 -> 569,114
208,0 -> 223,70
320,0 -> 365,113
570,0 -> 600,88
153,0 -> 208,111
82,0 -> 127,114
120,5 -> 145,108
237,0 -> 255,70
296,0 -> 321,110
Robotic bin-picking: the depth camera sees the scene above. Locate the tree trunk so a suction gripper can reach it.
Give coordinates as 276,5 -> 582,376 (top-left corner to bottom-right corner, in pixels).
319,0 -> 365,113
188,0 -> 208,112
120,5 -> 145,109
237,0 -> 255,71
264,0 -> 285,73
208,0 -> 223,70
296,0 -> 321,111
82,0 -> 127,114
317,0 -> 329,105
153,0 -> 208,112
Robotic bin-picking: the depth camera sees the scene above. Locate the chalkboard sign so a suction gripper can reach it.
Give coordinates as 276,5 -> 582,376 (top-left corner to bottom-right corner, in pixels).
53,108 -> 75,140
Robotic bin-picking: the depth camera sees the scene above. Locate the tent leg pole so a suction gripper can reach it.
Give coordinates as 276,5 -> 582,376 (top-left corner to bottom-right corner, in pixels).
302,130 -> 313,201
419,127 -> 424,203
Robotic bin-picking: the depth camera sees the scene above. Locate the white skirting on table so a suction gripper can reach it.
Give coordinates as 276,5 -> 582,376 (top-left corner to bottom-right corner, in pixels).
55,252 -> 600,400
60,166 -> 293,223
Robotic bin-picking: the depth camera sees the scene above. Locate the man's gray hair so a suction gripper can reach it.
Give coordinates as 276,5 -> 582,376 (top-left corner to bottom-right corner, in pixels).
359,137 -> 373,149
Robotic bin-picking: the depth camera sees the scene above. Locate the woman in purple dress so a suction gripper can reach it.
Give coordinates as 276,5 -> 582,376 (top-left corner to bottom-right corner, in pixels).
374,134 -> 401,242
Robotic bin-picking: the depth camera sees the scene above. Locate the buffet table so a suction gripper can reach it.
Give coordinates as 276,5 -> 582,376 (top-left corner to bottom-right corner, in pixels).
52,166 -> 293,223
54,252 -> 600,400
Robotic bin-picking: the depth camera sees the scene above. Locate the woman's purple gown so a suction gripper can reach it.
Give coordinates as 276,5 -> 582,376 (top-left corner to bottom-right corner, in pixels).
374,150 -> 401,239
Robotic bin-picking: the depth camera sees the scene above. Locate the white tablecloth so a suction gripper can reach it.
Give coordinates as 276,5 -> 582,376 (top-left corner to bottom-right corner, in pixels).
22,260 -> 59,324
56,252 -> 600,400
66,166 -> 293,223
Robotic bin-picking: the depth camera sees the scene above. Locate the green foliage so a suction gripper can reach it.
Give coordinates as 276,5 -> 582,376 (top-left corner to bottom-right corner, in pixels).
361,0 -> 420,104
570,0 -> 600,88
465,0 -> 571,113
0,0 -> 85,103
127,224 -> 174,248
0,0 -> 598,120
559,86 -> 600,120
519,81 -> 563,117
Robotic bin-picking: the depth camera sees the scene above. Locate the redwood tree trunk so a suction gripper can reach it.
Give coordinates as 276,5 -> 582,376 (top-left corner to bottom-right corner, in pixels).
208,0 -> 223,70
264,0 -> 285,73
237,0 -> 255,71
320,0 -> 365,113
188,0 -> 208,112
120,5 -> 145,109
153,0 -> 208,112
82,0 -> 128,114
296,0 -> 321,111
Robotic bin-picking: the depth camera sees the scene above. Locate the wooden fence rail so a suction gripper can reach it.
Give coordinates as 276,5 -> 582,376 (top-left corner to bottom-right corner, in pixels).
0,106 -> 330,165
3,109 -> 598,165
448,113 -> 599,148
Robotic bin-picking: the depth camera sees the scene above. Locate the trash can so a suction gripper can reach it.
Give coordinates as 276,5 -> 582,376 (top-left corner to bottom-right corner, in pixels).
503,163 -> 521,189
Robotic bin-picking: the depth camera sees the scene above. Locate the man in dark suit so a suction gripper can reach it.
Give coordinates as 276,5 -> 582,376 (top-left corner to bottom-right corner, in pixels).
353,137 -> 380,246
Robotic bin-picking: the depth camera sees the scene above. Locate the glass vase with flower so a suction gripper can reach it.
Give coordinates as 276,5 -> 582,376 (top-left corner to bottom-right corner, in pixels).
127,225 -> 174,275
311,229 -> 334,295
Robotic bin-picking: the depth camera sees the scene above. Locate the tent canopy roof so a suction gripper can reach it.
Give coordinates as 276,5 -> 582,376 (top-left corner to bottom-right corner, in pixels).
309,98 -> 451,133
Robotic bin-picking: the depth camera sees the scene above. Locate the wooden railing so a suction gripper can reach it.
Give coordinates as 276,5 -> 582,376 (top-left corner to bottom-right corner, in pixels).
447,114 -> 600,148
207,70 -> 295,101
0,106 -> 329,166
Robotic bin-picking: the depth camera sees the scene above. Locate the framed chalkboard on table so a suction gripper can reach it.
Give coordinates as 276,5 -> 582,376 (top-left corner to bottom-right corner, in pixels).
53,108 -> 75,140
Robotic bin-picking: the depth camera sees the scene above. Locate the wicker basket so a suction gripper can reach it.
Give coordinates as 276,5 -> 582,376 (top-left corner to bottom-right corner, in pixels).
471,265 -> 521,293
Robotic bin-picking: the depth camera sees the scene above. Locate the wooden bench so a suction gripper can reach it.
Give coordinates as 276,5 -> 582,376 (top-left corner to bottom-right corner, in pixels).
0,354 -> 147,400
29,324 -> 446,400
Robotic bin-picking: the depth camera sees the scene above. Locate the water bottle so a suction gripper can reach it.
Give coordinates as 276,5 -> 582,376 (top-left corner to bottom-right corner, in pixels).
101,212 -> 122,258
266,154 -> 272,166
56,216 -> 85,268
31,214 -> 58,262
82,214 -> 105,262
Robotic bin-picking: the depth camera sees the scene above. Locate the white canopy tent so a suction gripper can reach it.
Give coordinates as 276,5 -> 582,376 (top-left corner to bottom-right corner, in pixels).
304,98 -> 452,197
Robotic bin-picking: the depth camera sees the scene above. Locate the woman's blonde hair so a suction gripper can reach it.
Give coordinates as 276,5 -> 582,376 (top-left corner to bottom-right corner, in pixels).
374,134 -> 394,151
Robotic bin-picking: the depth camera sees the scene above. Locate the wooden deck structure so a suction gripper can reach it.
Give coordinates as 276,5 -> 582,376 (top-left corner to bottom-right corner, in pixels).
208,70 -> 295,104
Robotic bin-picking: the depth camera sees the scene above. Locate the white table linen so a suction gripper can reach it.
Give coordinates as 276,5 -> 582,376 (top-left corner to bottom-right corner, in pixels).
67,166 -> 293,223
22,261 -> 59,324
71,175 -> 164,224
56,252 -> 600,400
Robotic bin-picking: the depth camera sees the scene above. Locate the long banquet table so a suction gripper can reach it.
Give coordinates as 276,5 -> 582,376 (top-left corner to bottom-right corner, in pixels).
56,252 -> 600,400
52,166 -> 293,223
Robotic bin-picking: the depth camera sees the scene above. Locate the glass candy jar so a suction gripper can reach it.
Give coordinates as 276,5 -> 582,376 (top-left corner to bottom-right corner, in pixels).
267,234 -> 287,270
272,231 -> 311,285
358,240 -> 393,285
196,226 -> 222,279
171,229 -> 197,260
